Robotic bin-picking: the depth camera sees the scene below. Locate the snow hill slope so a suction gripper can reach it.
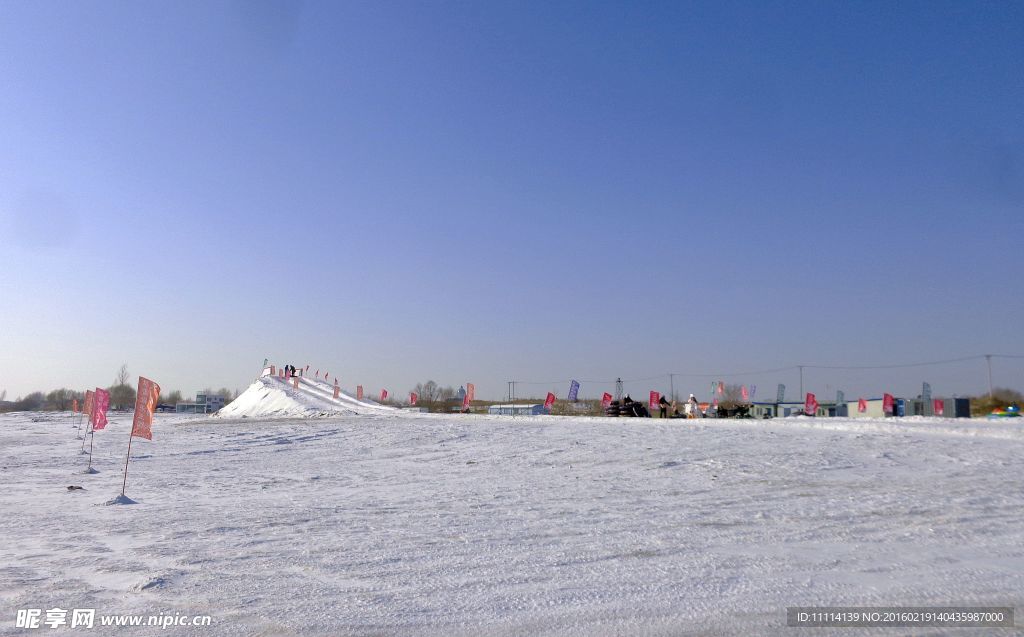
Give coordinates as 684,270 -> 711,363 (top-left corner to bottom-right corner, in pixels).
216,372 -> 397,419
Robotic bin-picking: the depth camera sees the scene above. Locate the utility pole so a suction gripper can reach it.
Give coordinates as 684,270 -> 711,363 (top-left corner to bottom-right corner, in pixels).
985,355 -> 993,398
798,365 -> 804,400
669,374 -> 675,402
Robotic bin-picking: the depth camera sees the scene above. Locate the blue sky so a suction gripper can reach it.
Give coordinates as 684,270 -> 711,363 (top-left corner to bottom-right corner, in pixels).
1,0 -> 1022,402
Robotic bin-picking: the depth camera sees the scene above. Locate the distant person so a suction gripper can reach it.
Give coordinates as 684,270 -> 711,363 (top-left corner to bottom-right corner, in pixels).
659,395 -> 670,418
688,394 -> 700,418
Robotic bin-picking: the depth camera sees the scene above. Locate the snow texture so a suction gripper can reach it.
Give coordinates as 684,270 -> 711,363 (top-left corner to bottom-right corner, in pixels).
1,409 -> 1022,636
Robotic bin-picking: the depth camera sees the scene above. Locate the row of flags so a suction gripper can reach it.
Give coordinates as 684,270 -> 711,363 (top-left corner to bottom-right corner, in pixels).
276,363 -> 481,410
73,376 -> 161,498
804,392 -> 945,416
278,365 -> 946,417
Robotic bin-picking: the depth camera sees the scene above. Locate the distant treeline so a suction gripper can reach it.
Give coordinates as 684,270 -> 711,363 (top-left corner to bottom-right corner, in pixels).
0,364 -> 239,413
0,387 -> 239,413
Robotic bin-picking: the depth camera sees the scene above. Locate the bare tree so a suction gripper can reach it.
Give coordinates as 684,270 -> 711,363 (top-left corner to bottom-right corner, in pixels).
413,380 -> 441,403
46,388 -> 74,410
718,384 -> 747,410
108,364 -> 135,410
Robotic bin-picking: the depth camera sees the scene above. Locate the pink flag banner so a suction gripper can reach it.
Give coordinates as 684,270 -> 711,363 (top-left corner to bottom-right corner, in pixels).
72,399 -> 79,414
649,391 -> 660,410
601,392 -> 613,409
804,392 -> 818,415
717,381 -> 724,395
92,388 -> 110,431
333,385 -> 340,399
933,399 -> 944,416
544,392 -> 556,410
131,377 -> 161,440
858,398 -> 867,413
380,389 -> 388,402
883,393 -> 894,415
84,390 -> 95,425
741,385 -> 749,401
410,392 -> 418,406
357,385 -> 363,400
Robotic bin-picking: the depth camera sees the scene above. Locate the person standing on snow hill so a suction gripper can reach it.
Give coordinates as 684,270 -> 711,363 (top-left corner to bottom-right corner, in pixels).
658,395 -> 670,418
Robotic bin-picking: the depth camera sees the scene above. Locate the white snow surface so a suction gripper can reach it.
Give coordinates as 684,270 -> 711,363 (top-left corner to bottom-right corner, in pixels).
216,374 -> 396,419
2,411 -> 1023,636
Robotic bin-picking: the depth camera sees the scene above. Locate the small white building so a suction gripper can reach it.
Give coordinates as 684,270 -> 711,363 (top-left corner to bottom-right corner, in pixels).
176,392 -> 225,414
488,404 -> 546,416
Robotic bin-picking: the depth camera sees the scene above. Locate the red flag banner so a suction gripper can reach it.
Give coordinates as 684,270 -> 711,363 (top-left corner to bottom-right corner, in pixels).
92,388 -> 110,431
933,399 -> 944,416
544,392 -> 556,410
467,383 -> 475,402
601,392 -> 613,408
131,377 -> 161,440
410,392 -> 418,406
357,385 -> 363,400
84,390 -> 95,424
804,392 -> 818,416
858,398 -> 867,413
741,385 -> 749,401
380,389 -> 388,402
333,385 -> 340,399
883,393 -> 894,415
717,381 -> 724,395
649,391 -> 660,410
72,398 -> 79,414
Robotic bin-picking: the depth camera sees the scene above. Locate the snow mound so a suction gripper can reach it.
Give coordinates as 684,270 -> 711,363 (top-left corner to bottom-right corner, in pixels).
216,374 -> 395,419
104,494 -> 137,505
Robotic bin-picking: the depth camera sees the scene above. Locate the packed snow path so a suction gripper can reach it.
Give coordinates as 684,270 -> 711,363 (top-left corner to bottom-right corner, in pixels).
1,412 -> 1022,636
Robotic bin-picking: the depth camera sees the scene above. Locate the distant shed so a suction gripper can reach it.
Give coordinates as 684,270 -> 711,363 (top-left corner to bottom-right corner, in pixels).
488,404 -> 546,416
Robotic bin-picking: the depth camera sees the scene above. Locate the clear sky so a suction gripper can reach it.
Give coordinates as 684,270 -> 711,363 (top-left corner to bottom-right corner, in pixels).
1,0 -> 1022,403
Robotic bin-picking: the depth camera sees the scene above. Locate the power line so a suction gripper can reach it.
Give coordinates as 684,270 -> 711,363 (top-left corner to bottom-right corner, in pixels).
801,355 -> 987,370
505,354 -> 1024,392
668,366 -> 799,377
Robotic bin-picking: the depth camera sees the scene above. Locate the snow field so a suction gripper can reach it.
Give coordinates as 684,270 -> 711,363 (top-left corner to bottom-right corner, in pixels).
1,410 -> 1022,636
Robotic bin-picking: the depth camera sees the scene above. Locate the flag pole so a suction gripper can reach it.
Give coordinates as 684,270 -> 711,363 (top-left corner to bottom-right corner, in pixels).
87,428 -> 96,471
121,428 -> 134,497
81,421 -> 91,453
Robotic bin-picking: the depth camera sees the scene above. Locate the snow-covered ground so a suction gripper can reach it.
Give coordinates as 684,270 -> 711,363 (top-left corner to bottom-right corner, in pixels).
1,409 -> 1022,636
